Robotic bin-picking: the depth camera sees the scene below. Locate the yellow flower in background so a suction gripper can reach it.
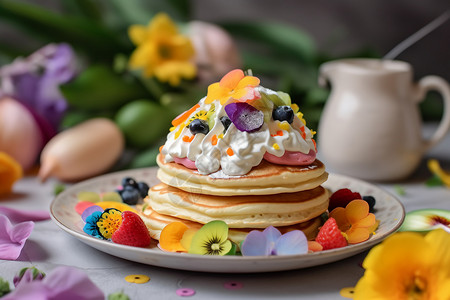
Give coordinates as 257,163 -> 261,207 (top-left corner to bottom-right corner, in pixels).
352,229 -> 450,300
0,152 -> 23,195
128,13 -> 196,86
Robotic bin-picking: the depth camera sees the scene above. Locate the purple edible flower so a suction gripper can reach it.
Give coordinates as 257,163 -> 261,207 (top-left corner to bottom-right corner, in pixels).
0,43 -> 77,141
241,226 -> 308,256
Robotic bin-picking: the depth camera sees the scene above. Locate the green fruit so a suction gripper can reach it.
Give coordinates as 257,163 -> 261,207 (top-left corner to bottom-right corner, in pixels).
261,90 -> 291,107
77,191 -> 101,203
115,100 -> 171,148
399,209 -> 450,233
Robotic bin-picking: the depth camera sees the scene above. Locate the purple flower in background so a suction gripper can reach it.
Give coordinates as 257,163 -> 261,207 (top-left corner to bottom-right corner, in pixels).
2,266 -> 104,300
241,226 -> 308,256
0,43 -> 77,142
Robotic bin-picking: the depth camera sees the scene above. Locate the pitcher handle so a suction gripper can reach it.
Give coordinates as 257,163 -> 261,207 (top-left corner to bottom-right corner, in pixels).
415,76 -> 450,151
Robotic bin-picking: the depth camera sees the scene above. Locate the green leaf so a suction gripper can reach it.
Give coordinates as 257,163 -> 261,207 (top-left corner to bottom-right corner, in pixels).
60,65 -> 149,111
426,174 -> 443,187
0,0 -> 131,60
0,277 -> 10,297
61,0 -> 103,21
222,21 -> 317,63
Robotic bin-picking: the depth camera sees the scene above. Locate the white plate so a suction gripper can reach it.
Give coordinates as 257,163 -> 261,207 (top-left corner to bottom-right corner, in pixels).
50,168 -> 405,273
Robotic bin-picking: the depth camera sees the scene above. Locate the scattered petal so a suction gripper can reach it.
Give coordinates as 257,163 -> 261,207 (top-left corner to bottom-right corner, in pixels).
0,215 -> 34,260
0,206 -> 50,223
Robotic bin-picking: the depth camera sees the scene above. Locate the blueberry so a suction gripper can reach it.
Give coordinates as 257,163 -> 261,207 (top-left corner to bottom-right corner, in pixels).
137,181 -> 150,198
189,119 -> 209,135
119,186 -> 141,205
362,195 -> 376,212
272,106 -> 294,123
121,176 -> 138,189
220,116 -> 232,131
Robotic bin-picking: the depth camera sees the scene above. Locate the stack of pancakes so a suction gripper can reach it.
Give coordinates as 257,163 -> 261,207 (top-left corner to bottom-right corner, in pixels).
139,154 -> 329,244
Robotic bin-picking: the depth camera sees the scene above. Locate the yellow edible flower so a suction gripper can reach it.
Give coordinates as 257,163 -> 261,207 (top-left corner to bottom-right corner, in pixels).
0,152 -> 23,195
128,13 -> 196,86
351,229 -> 450,299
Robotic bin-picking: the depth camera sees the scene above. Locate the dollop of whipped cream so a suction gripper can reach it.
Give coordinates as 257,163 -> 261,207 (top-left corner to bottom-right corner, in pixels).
161,86 -> 316,176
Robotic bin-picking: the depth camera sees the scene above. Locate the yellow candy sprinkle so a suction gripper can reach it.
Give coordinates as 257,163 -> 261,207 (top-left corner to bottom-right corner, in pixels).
296,112 -> 306,125
125,274 -> 150,284
273,143 -> 280,150
278,121 -> 290,131
218,133 -> 224,139
310,129 -> 316,136
340,287 -> 355,298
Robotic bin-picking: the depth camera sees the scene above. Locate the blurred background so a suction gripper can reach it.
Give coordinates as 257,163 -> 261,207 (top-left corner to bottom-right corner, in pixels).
0,0 -> 448,180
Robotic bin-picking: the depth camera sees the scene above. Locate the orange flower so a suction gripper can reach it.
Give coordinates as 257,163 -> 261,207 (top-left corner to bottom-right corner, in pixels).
205,69 -> 260,104
159,222 -> 198,252
329,200 -> 378,244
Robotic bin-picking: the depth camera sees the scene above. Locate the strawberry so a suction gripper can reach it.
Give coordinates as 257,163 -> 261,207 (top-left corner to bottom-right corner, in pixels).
315,217 -> 348,250
328,188 -> 362,211
111,211 -> 151,247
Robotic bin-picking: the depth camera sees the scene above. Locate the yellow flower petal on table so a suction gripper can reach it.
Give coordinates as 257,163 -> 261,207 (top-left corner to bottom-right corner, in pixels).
353,229 -> 450,300
0,152 -> 23,195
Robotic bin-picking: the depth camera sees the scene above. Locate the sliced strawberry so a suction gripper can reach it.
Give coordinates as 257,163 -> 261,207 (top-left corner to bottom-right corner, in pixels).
328,188 -> 362,211
315,217 -> 348,250
111,211 -> 151,247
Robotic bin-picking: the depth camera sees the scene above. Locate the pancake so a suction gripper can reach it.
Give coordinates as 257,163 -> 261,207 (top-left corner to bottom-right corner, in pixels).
147,183 -> 329,228
138,205 -> 323,244
157,154 -> 328,196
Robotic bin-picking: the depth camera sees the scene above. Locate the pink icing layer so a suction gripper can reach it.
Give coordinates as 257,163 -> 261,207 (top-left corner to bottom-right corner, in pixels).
173,156 -> 197,169
263,149 -> 316,166
173,150 -> 316,171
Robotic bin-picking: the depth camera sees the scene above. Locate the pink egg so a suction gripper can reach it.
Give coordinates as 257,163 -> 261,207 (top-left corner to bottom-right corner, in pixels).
0,97 -> 44,170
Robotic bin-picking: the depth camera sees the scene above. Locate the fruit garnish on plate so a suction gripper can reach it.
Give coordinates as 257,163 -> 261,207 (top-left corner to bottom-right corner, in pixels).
399,209 -> 450,233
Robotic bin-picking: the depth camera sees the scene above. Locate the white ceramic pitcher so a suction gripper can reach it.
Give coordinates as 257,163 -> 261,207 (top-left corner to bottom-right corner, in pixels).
318,58 -> 450,181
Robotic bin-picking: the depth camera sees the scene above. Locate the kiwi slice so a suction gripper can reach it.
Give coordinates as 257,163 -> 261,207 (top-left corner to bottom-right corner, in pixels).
399,209 -> 450,232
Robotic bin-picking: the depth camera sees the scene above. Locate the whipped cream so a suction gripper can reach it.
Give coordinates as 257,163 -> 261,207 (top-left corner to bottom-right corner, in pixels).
161,86 -> 316,176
